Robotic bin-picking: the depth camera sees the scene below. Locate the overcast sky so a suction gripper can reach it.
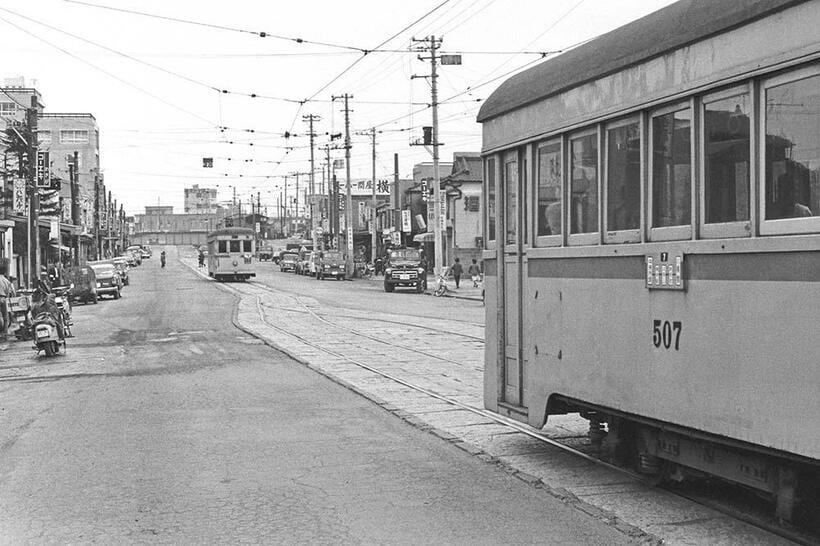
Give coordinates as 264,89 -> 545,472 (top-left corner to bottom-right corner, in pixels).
0,0 -> 676,215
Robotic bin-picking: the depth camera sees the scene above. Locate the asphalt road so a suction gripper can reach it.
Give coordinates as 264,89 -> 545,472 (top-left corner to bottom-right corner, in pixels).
0,249 -> 631,544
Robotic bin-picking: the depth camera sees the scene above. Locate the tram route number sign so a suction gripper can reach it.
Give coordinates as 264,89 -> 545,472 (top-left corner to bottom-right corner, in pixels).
645,252 -> 684,290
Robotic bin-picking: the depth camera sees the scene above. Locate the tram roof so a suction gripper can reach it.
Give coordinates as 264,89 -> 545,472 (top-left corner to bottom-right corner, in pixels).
476,0 -> 808,123
207,227 -> 255,238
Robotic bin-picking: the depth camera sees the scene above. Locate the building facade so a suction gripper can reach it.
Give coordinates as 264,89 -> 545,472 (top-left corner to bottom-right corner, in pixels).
184,184 -> 218,214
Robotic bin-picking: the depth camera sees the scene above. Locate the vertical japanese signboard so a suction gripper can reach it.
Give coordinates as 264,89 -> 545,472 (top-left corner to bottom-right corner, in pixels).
36,151 -> 50,188
401,209 -> 411,232
13,179 -> 26,213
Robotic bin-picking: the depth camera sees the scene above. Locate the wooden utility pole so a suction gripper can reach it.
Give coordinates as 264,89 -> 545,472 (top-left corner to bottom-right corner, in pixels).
370,127 -> 377,263
303,114 -> 321,250
331,94 -> 353,275
26,100 -> 39,288
412,36 -> 445,275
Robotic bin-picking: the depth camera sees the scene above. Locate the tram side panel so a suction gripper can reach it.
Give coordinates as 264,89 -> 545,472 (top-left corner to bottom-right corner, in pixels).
523,252 -> 820,461
483,258 -> 501,414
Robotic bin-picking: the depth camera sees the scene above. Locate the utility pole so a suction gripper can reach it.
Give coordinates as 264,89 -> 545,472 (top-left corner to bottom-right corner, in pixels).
70,151 -> 80,265
370,127 -> 377,263
25,100 -> 39,288
332,94 -> 353,277
412,35 -> 444,276
283,176 -> 288,236
303,114 -> 321,250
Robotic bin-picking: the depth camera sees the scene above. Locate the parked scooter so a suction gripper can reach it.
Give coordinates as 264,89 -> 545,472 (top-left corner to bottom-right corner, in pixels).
30,282 -> 67,356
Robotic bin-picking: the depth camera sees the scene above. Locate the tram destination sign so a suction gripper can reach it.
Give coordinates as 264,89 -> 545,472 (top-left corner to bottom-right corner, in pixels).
645,252 -> 684,291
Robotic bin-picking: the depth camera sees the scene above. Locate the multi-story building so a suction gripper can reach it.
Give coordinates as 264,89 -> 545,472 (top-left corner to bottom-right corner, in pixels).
184,184 -> 218,214
133,206 -> 224,246
38,112 -> 100,261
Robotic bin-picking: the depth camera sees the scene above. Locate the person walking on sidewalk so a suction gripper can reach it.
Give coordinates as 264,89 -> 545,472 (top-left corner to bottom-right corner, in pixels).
0,261 -> 16,340
451,257 -> 463,289
468,258 -> 482,287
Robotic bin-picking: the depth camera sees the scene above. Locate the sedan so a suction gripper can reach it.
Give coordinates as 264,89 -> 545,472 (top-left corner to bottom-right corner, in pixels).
89,263 -> 123,300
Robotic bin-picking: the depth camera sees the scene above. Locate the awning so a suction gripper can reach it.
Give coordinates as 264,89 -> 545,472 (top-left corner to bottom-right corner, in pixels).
413,232 -> 436,243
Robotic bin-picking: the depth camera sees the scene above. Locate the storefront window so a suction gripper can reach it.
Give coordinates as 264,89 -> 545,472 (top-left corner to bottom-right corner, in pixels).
705,94 -> 750,223
537,142 -> 562,236
765,74 -> 820,220
652,109 -> 691,227
606,122 -> 640,232
570,133 -> 598,234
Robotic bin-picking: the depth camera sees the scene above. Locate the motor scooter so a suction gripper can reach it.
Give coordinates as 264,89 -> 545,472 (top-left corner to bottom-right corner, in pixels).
32,311 -> 65,356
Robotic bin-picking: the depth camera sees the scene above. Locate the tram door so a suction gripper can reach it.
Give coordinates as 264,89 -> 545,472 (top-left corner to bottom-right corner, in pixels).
501,151 -> 527,408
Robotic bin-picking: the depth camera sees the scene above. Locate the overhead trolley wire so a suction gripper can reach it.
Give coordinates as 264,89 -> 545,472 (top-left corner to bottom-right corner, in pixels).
0,14 -> 217,126
63,0 -> 368,53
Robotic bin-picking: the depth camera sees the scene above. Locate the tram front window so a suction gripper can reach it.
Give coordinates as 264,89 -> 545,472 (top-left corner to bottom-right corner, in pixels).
705,94 -> 750,224
652,109 -> 692,227
606,122 -> 640,232
218,241 -> 227,253
230,240 -> 241,253
570,133 -> 598,234
537,142 -> 562,236
243,240 -> 252,253
765,73 -> 820,220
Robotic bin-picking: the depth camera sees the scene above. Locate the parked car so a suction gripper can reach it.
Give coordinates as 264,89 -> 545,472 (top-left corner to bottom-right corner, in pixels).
66,265 -> 98,304
89,263 -> 123,299
280,253 -> 298,272
126,245 -> 142,265
316,251 -> 345,280
111,257 -> 130,286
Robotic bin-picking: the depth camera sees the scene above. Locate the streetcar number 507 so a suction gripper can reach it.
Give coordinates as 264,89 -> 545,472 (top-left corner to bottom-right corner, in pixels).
653,320 -> 682,350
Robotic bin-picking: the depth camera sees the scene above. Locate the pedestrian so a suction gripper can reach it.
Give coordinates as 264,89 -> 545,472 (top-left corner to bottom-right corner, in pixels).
0,260 -> 16,340
451,257 -> 463,289
468,258 -> 482,287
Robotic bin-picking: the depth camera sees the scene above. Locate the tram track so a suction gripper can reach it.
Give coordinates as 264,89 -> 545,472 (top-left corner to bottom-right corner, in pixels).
192,262 -> 814,545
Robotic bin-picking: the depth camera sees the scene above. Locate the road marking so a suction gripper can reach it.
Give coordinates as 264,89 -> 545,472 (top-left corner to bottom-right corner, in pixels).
189,345 -> 204,355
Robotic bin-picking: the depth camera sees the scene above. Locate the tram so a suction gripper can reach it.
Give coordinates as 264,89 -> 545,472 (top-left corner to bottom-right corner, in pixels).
206,227 -> 256,281
478,0 -> 820,525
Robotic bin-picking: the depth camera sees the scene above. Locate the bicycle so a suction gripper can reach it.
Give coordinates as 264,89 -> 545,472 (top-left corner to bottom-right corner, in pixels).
433,266 -> 452,297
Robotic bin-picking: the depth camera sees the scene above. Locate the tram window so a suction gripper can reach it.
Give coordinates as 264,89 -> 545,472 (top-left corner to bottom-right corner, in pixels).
486,158 -> 496,242
570,133 -> 598,234
537,142 -> 562,236
218,241 -> 227,253
229,240 -> 241,253
704,94 -> 750,223
606,122 -> 640,232
652,109 -> 691,227
504,158 -> 518,244
243,240 -> 252,253
765,73 -> 820,221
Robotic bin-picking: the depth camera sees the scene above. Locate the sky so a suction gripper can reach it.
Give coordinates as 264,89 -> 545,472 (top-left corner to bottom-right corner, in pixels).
0,0 -> 677,216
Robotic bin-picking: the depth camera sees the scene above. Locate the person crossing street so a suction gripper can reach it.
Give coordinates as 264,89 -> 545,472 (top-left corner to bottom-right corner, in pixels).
450,257 -> 463,289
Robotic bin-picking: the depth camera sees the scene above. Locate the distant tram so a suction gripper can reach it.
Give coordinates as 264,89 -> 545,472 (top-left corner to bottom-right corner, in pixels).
479,0 -> 819,525
206,227 -> 256,281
